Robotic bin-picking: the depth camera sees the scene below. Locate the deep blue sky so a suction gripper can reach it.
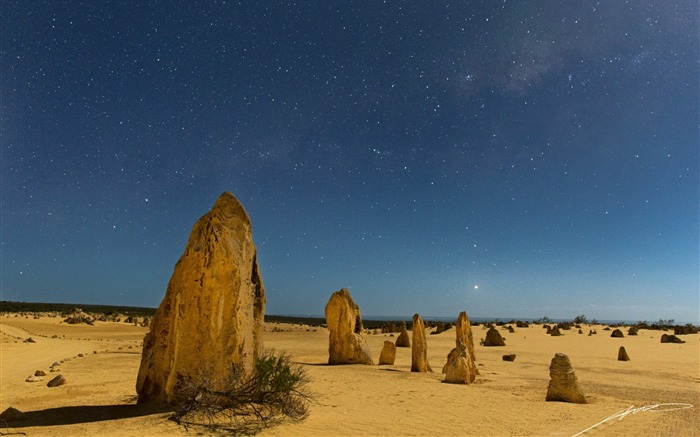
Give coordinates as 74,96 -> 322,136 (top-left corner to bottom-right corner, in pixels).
2,1 -> 698,323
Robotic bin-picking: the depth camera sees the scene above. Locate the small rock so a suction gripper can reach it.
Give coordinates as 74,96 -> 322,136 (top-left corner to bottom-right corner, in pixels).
47,374 -> 66,387
78,353 -> 85,357
0,407 -> 25,422
502,354 -> 516,361
610,329 -> 624,338
25,375 -> 43,382
34,370 -> 47,376
24,337 -> 36,343
618,346 -> 630,361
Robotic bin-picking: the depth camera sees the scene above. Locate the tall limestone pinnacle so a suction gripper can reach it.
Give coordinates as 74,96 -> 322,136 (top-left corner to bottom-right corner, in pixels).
136,192 -> 266,404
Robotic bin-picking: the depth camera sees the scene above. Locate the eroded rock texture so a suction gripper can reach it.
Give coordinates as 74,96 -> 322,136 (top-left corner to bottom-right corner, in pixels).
545,353 -> 586,404
411,314 -> 432,372
325,288 -> 374,365
136,192 -> 266,404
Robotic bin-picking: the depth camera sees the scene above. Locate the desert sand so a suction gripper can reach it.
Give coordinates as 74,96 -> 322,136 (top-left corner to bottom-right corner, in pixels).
1,314 -> 698,436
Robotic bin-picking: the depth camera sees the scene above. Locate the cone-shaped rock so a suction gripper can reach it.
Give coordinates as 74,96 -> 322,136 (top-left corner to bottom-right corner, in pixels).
136,192 -> 266,404
411,314 -> 432,372
545,353 -> 586,403
378,341 -> 397,365
618,346 -> 630,361
325,288 -> 374,365
550,326 -> 562,336
395,321 -> 411,348
483,326 -> 506,346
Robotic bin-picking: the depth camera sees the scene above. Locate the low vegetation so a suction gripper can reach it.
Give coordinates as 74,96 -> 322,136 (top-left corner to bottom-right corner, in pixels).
171,351 -> 313,434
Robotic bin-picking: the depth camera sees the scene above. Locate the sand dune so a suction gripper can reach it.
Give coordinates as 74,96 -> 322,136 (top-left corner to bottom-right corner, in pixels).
1,315 -> 698,436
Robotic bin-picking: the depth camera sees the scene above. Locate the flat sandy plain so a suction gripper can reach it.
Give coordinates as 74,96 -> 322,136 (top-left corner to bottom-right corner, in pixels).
1,314 -> 698,436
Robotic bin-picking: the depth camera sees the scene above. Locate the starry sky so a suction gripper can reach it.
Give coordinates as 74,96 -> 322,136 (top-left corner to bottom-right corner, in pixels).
2,1 -> 698,323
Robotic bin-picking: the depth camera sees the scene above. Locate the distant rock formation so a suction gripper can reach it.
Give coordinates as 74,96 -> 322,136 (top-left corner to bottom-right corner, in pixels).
550,326 -> 562,336
674,325 -> 698,335
545,353 -> 586,404
63,308 -> 94,325
610,329 -> 624,338
395,321 -> 411,347
378,341 -> 396,365
483,327 -> 506,346
618,346 -> 630,361
627,327 -> 638,336
660,334 -> 685,344
325,288 -> 374,365
136,192 -> 266,404
411,314 -> 432,372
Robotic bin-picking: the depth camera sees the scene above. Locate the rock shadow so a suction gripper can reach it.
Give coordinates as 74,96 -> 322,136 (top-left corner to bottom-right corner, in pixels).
1,402 -> 170,429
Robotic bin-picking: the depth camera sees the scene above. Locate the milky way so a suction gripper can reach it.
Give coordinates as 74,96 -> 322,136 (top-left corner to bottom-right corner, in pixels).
2,1 -> 698,322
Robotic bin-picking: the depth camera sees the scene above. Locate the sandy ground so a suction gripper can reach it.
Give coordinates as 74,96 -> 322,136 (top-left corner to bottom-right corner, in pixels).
1,314 -> 698,436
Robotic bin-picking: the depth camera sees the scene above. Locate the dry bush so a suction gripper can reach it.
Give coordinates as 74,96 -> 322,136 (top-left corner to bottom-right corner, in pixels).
171,351 -> 312,435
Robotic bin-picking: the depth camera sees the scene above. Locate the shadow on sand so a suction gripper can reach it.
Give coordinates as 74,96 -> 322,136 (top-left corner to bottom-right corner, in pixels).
1,402 -> 171,429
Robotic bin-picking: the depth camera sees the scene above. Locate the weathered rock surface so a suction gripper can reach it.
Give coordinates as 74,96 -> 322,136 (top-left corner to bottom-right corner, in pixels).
395,321 -> 411,347
443,344 -> 476,384
545,353 -> 586,403
47,374 -> 66,387
411,314 -> 432,372
618,346 -> 630,361
378,341 -> 397,365
325,288 -> 374,365
136,192 -> 266,404
455,311 -> 476,363
442,311 -> 479,377
483,327 -> 506,346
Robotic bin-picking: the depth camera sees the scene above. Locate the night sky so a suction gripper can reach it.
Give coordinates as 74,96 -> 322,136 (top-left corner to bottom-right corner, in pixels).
2,1 -> 698,323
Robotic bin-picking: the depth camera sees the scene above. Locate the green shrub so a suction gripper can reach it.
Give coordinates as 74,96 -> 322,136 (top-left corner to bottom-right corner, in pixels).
171,351 -> 312,434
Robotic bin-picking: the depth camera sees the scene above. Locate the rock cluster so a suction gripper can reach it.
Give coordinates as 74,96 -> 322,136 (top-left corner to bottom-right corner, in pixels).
411,314 -> 432,372
63,308 -> 94,325
136,192 -> 266,404
325,288 -> 374,365
545,353 -> 586,403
